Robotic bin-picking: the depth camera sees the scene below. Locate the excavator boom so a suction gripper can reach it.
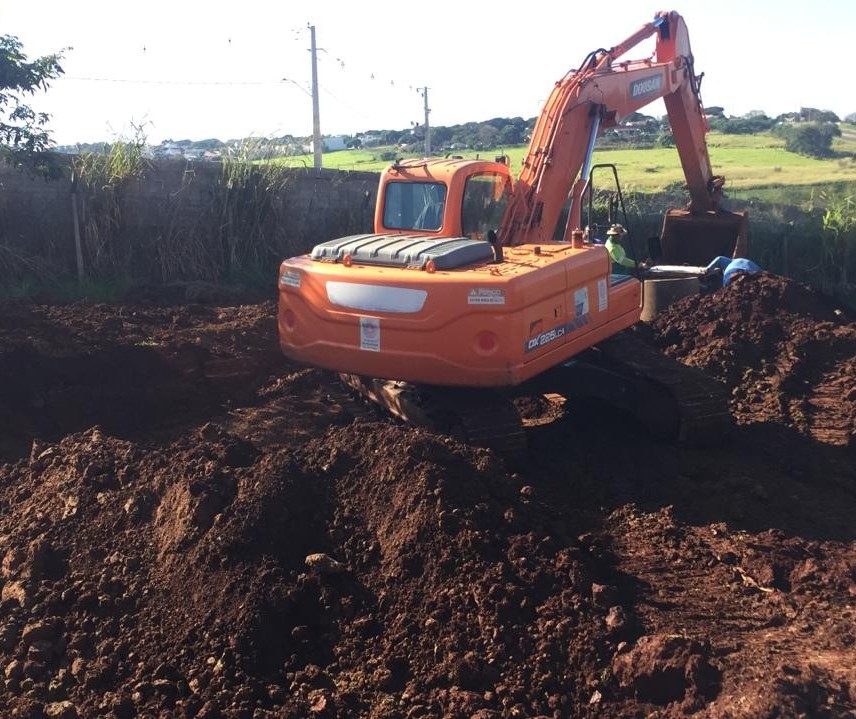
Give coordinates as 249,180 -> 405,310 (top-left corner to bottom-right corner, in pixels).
501,10 -> 745,259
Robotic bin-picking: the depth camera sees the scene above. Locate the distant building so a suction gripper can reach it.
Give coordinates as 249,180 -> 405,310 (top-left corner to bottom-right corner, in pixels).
154,143 -> 184,159
306,135 -> 349,154
326,136 -> 348,152
359,133 -> 383,147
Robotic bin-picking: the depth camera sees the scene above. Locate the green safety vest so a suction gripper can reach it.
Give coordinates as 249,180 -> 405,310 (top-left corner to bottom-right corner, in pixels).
605,238 -> 635,274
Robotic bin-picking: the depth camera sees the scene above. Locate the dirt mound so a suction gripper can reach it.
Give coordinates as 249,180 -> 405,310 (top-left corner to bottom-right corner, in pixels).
644,272 -> 856,446
603,504 -> 856,719
611,634 -> 720,708
0,419 -> 630,718
2,288 -> 856,718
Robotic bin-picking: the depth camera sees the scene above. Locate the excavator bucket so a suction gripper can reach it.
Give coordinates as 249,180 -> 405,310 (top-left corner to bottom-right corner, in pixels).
659,208 -> 749,266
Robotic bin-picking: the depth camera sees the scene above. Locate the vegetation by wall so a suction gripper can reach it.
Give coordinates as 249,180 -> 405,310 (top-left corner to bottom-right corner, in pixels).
0,152 -> 377,298
0,149 -> 854,310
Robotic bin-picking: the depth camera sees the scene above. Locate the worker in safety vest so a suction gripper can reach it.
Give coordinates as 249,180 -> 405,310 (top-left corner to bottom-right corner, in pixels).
604,224 -> 636,275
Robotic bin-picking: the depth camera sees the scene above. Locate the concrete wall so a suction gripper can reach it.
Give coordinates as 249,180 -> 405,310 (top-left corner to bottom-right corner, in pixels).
0,159 -> 378,286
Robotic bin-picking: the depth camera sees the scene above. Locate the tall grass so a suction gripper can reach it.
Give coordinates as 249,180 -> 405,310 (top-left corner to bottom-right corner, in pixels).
72,126 -> 148,279
804,191 -> 856,302
215,141 -> 295,282
61,135 -> 374,296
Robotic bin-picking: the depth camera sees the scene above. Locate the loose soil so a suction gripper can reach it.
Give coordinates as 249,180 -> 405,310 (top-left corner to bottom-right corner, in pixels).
0,272 -> 854,718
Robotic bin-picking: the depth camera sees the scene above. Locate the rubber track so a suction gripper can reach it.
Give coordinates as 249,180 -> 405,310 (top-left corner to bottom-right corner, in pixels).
597,332 -> 733,446
338,374 -> 528,461
330,385 -> 380,423
427,390 -> 528,460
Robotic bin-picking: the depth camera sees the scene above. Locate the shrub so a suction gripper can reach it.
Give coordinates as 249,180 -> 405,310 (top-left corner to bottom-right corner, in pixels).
708,115 -> 776,134
774,122 -> 841,158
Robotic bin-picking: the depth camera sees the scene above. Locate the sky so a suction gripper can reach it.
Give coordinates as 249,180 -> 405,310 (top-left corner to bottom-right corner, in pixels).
2,0 -> 855,146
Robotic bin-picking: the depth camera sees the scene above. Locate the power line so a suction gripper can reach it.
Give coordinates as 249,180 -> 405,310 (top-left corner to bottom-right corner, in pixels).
64,76 -> 280,86
61,26 -> 428,142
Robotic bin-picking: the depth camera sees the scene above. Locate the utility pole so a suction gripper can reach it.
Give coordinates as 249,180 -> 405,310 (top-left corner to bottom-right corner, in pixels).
421,86 -> 431,157
309,24 -> 322,170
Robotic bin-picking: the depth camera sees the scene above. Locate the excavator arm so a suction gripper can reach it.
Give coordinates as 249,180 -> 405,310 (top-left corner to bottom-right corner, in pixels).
499,10 -> 730,248
654,12 -> 723,213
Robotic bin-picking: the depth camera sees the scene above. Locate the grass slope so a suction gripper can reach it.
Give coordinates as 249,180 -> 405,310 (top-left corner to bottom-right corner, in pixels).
272,130 -> 856,197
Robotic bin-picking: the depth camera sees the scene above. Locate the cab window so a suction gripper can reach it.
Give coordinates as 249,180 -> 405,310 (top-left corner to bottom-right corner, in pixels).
382,181 -> 447,231
461,173 -> 510,240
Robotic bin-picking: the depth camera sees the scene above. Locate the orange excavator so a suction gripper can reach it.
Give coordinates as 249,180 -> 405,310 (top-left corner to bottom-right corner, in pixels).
277,10 -> 747,454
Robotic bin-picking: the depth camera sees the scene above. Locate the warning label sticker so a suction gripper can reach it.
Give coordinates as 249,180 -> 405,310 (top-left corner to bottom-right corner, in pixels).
280,270 -> 301,288
573,287 -> 590,317
468,288 -> 506,305
597,278 -> 608,312
360,317 -> 380,352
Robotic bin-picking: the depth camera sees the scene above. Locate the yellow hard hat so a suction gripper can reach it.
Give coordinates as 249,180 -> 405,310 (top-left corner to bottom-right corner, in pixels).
606,224 -> 625,236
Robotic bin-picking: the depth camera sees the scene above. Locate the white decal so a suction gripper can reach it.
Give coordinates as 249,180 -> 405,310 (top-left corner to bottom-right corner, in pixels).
573,287 -> 590,318
527,326 -> 566,351
631,74 -> 663,98
280,270 -> 301,288
328,282 -> 427,313
360,317 -> 380,352
524,315 -> 591,353
468,288 -> 506,305
598,278 -> 608,312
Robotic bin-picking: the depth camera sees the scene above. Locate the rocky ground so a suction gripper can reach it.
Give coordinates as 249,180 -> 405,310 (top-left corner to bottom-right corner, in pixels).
0,272 -> 854,718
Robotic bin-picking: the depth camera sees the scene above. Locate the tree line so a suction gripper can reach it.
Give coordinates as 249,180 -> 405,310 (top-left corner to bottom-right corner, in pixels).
371,107 -> 851,159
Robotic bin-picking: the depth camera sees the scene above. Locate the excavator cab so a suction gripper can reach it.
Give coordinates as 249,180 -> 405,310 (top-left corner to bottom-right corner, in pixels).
374,158 -> 514,239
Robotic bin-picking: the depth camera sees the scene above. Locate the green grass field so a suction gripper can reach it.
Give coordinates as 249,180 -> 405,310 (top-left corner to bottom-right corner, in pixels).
272,130 -> 856,199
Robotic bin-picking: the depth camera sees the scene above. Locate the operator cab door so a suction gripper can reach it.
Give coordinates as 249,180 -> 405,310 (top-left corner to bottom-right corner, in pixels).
460,171 -> 511,242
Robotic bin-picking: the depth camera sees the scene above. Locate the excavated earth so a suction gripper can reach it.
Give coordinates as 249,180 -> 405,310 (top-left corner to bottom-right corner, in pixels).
0,272 -> 855,718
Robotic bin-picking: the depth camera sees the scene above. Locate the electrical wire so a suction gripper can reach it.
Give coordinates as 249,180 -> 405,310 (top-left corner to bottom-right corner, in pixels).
63,76 -> 280,86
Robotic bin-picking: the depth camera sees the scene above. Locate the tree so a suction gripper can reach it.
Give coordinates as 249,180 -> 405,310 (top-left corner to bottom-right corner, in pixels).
656,130 -> 675,148
776,122 -> 841,158
625,112 -> 655,124
0,35 -> 66,175
192,138 -> 224,150
708,114 -> 775,134
429,125 -> 452,148
475,124 -> 499,150
845,112 -> 856,125
800,107 -> 840,123
498,122 -> 525,146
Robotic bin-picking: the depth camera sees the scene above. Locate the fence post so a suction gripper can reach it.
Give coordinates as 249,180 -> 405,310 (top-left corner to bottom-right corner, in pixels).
70,172 -> 84,283
783,221 -> 791,276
